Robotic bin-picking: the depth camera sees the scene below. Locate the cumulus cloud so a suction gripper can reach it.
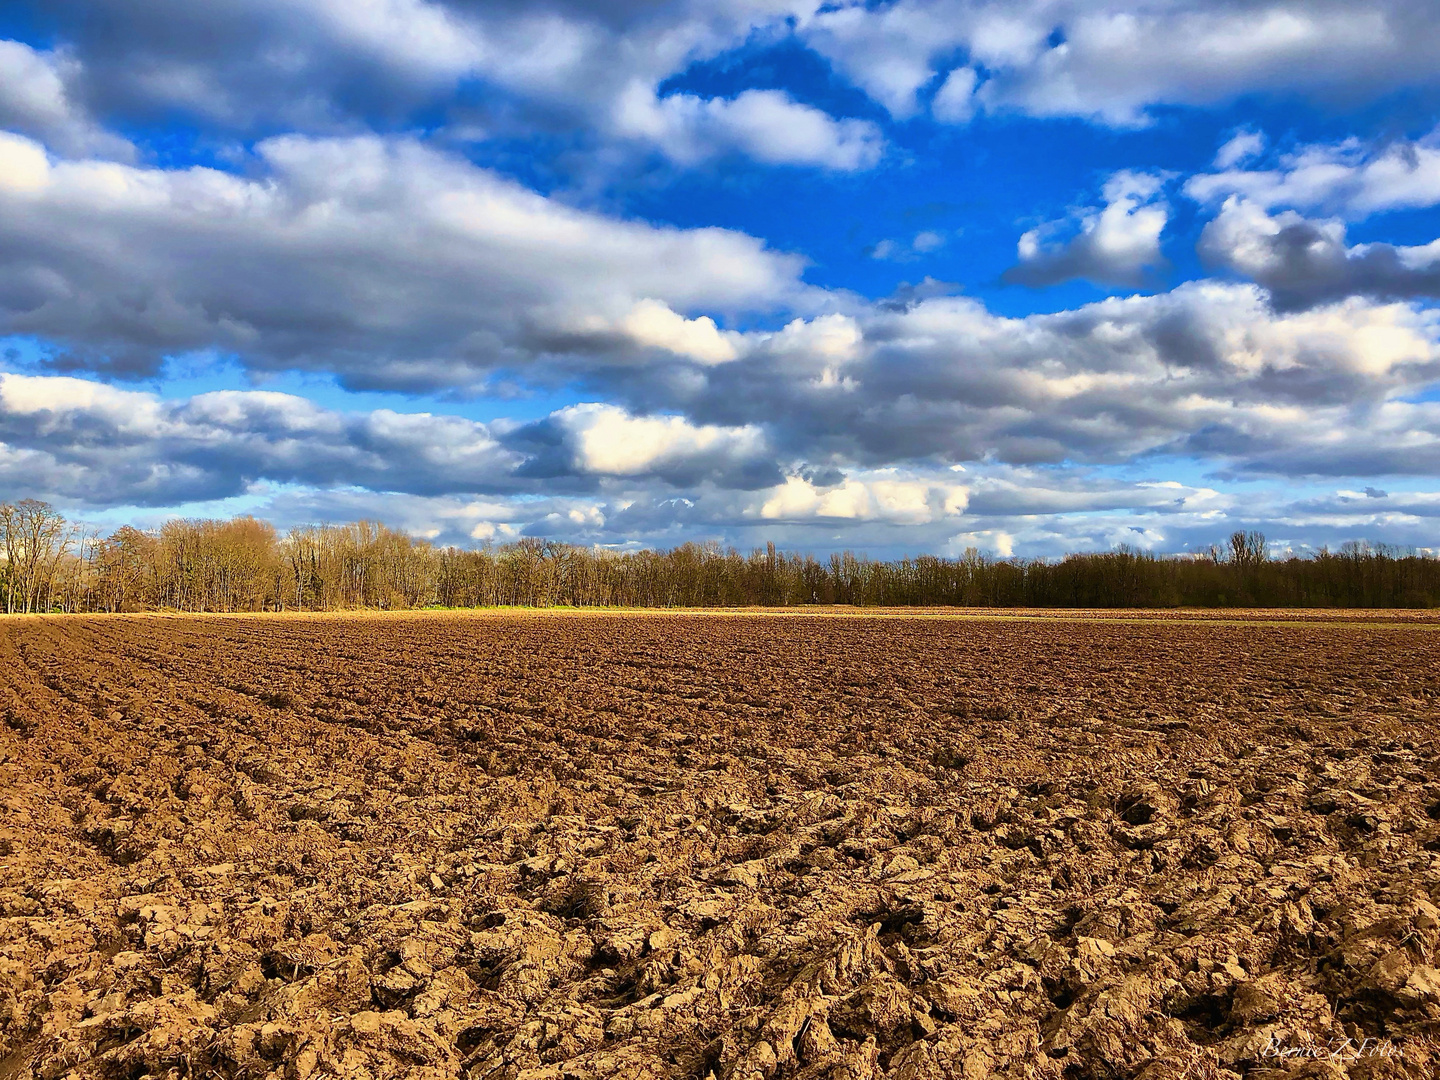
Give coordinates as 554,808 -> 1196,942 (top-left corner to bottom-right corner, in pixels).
0,41 -> 131,158
797,1 -> 1440,127
1004,171 -> 1169,288
5,139 -> 1439,505
0,372 -> 523,505
963,473 -> 1223,518
1184,398 -> 1440,478
16,2 -> 885,171
612,282 -> 1440,476
969,3 -> 1415,126
0,374 -> 785,506
618,300 -> 743,364
15,0 -> 1440,156
799,1 -> 971,118
613,85 -> 884,170
9,2 -> 1440,561
543,403 -> 777,487
1214,130 -> 1265,170
21,0 -> 500,126
931,67 -> 980,123
868,230 -> 950,262
0,133 -> 808,387
145,459 -> 1440,559
11,359 -> 1440,557
1199,197 -> 1440,311
753,472 -> 968,524
1187,127 -> 1440,217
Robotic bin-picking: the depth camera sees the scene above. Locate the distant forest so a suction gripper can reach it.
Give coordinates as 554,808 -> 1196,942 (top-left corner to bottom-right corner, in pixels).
2,498 -> 1438,613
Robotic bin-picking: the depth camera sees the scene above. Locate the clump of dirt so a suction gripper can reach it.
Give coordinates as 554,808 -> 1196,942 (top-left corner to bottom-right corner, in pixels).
2,611 -> 1439,1078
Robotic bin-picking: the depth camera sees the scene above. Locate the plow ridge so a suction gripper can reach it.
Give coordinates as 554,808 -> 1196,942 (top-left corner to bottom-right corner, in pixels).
0,613 -> 1438,1078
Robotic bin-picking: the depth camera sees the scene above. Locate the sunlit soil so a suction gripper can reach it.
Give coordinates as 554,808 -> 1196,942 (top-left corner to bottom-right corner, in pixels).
2,611 -> 1439,1078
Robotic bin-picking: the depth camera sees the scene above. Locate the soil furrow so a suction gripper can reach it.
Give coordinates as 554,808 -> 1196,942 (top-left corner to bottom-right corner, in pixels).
0,613 -> 1438,1079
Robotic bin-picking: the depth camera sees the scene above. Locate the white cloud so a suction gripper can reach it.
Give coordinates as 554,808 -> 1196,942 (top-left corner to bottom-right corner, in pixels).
0,132 -> 50,193
552,403 -> 768,479
0,371 -> 166,435
1199,197 -> 1440,310
913,230 -> 946,253
799,1 -> 965,118
1187,128 -> 1440,217
869,229 -> 950,261
766,314 -> 864,361
1006,170 -> 1169,288
0,132 -> 810,387
752,313 -> 865,390
20,0 -> 1440,159
468,520 -> 521,543
613,85 -> 884,170
0,40 -> 132,159
21,2 -> 897,172
931,66 -> 979,122
14,261 -> 1429,504
981,5 -> 1399,126
754,472 -> 968,523
297,0 -> 487,80
799,1 -> 1440,128
1214,130 -> 1266,170
0,371 -> 787,505
652,279 -> 1440,482
0,372 -> 523,505
13,357 -> 1440,557
620,300 -> 742,364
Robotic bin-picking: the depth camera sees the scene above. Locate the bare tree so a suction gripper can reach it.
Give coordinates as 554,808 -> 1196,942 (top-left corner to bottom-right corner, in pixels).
1229,530 -> 1267,568
0,501 -> 73,613
2,504 -> 1438,613
0,502 -> 14,615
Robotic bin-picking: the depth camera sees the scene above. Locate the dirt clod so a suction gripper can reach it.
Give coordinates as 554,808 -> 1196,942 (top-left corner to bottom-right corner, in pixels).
1,611 -> 1439,1078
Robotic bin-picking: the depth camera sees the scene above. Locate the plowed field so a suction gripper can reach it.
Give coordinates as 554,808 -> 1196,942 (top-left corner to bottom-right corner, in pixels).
3,612 -> 1440,1080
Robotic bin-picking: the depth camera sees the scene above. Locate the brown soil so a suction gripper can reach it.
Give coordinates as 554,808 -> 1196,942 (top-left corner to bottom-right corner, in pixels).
2,611 -> 1439,1079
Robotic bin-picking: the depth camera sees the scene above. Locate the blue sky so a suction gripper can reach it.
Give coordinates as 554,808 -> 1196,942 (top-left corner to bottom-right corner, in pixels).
4,1 -> 1440,557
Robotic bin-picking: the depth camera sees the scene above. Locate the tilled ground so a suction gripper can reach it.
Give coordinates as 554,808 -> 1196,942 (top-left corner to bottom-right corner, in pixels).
3,612 -> 1440,1080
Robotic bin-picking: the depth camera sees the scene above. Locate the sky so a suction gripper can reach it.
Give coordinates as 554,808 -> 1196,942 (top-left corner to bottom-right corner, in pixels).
4,2 -> 1440,558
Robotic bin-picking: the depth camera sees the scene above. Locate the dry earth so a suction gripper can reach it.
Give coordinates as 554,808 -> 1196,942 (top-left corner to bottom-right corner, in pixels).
3,611 -> 1440,1080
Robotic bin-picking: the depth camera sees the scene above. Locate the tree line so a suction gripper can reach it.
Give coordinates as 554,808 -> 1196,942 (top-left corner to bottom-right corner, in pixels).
2,500 -> 1439,613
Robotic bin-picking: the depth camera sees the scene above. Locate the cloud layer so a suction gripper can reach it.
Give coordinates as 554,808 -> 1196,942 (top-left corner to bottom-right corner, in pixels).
4,2 -> 1440,557
1188,127 -> 1440,219
1200,199 -> 1440,311
16,1 -> 1440,158
8,271 -> 1440,500
1005,171 -> 1169,288
0,132 -> 808,387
